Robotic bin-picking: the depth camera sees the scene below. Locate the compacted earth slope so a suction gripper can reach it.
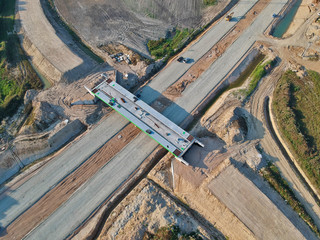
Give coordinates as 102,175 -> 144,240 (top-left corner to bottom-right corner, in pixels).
54,0 -> 229,56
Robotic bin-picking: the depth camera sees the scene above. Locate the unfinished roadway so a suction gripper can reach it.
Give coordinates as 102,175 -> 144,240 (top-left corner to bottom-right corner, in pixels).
0,0 -> 311,239
16,0 -> 97,83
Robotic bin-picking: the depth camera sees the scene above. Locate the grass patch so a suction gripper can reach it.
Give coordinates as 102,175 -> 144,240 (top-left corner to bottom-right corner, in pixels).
45,0 -> 104,64
147,28 -> 193,60
261,163 -> 320,237
0,0 -> 43,121
143,225 -> 203,240
273,70 -> 320,192
245,58 -> 275,97
203,0 -> 217,6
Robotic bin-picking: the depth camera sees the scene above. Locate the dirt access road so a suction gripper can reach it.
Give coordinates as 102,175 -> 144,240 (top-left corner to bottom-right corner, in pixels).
244,9 -> 320,229
24,0 -> 294,239
247,60 -> 320,229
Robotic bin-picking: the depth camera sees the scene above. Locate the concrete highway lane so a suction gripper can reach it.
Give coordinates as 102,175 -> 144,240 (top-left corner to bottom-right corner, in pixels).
22,0 -> 289,235
0,0 -> 259,233
24,134 -> 159,240
0,114 -> 128,228
163,0 -> 289,124
141,0 -> 258,104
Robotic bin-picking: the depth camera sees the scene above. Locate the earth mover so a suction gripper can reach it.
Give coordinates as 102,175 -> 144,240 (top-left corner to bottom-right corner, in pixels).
225,12 -> 234,21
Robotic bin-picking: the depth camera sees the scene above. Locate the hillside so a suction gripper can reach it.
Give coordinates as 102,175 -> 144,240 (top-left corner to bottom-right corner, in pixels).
273,70 -> 320,192
54,0 -> 231,56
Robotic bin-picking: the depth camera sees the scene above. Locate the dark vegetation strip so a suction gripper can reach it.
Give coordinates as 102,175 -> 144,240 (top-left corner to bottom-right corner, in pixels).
265,95 -> 320,206
273,70 -> 320,192
0,0 -> 43,121
148,28 -> 194,60
261,163 -> 320,237
243,58 -> 276,97
204,0 -> 217,6
144,224 -> 203,240
45,0 -> 104,64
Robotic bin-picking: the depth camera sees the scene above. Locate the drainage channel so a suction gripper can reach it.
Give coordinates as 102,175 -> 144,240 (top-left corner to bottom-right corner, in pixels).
272,0 -> 302,38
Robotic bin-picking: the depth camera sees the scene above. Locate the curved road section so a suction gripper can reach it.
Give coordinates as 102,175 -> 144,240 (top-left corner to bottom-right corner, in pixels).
16,0 -> 96,83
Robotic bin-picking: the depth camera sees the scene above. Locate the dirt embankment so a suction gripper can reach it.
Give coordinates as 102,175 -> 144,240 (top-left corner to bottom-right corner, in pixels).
1,124 -> 141,240
0,69 -> 111,185
0,119 -> 86,185
96,179 -> 224,240
94,46 -> 317,238
163,0 -> 271,101
283,0 -> 318,38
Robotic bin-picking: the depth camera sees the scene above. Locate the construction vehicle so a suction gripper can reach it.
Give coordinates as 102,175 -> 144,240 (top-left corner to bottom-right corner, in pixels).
225,12 -> 234,21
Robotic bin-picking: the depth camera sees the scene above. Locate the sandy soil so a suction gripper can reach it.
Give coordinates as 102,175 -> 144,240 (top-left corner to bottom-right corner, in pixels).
54,0 -> 233,57
209,164 -> 316,239
16,0 -> 97,84
92,38 -> 319,238
5,0 -> 320,238
283,0 -> 316,38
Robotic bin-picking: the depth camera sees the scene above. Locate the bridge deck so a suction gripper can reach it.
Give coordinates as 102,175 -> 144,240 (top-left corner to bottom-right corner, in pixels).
87,79 -> 203,164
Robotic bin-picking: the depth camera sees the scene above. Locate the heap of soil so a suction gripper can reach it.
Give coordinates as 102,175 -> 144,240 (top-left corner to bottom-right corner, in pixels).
203,104 -> 248,146
97,179 -> 218,240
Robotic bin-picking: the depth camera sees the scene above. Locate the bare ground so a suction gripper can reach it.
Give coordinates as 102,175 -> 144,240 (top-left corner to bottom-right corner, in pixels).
93,18 -> 320,238
54,0 -> 233,57
4,0 -> 320,239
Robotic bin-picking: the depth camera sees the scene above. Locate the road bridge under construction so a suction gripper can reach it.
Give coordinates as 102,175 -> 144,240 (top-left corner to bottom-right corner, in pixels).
86,79 -> 203,165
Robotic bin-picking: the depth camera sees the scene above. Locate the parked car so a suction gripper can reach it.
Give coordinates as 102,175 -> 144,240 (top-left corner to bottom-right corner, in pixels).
177,56 -> 184,62
183,58 -> 191,63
